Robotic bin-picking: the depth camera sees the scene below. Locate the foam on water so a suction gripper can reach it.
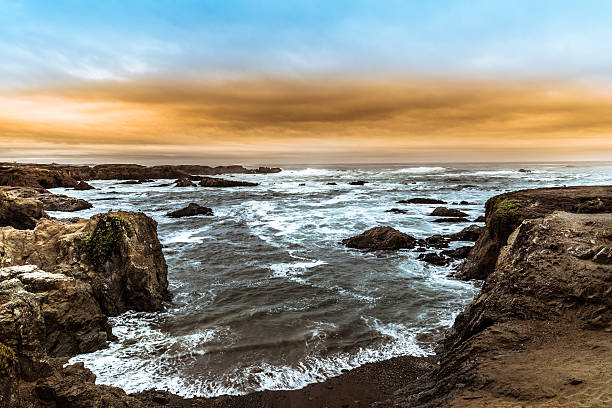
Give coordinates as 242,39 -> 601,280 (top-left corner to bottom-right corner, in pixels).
62,163 -> 611,398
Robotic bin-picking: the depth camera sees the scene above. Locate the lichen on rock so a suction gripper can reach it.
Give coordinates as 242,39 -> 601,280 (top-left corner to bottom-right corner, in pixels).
0,343 -> 16,377
84,215 -> 134,267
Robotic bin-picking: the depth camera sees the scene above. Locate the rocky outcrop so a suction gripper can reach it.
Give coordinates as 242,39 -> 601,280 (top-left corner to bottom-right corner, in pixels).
394,210 -> 612,407
0,204 -> 169,407
343,227 -> 417,251
166,203 -> 213,218
0,211 -> 170,315
0,192 -> 45,230
458,186 -> 612,280
0,166 -> 80,189
397,198 -> 446,204
0,186 -> 92,212
429,207 -> 468,217
199,176 -> 258,187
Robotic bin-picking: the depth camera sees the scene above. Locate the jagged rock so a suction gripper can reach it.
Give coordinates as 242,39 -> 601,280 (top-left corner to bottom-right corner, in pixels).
0,211 -> 170,315
342,227 -> 417,251
166,203 -> 213,218
199,176 -> 258,187
174,178 -> 196,187
397,198 -> 446,204
448,225 -> 483,242
385,208 -> 408,214
459,186 -> 612,280
0,192 -> 45,229
74,181 -> 95,190
432,217 -> 469,223
0,186 -> 92,212
429,207 -> 469,217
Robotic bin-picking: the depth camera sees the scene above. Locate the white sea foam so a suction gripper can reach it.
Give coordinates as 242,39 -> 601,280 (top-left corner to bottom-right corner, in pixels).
269,260 -> 327,279
390,166 -> 446,174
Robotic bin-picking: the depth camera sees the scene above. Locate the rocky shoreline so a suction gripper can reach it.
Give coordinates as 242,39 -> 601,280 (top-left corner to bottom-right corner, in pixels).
1,180 -> 610,407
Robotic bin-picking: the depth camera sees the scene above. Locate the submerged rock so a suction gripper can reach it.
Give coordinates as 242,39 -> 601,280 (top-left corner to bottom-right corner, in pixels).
432,217 -> 469,223
199,176 -> 258,187
397,198 -> 446,204
348,180 -> 367,186
343,226 -> 417,251
385,208 -> 409,214
429,207 -> 469,217
166,203 -> 213,218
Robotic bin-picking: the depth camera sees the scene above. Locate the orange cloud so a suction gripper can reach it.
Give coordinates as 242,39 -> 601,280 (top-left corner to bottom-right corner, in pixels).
1,77 -> 611,163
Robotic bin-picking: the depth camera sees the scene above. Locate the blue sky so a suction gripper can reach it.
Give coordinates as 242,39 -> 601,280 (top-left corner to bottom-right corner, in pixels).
2,0 -> 612,88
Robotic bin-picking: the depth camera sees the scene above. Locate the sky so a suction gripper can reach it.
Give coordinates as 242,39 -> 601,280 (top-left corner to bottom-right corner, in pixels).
1,0 -> 612,164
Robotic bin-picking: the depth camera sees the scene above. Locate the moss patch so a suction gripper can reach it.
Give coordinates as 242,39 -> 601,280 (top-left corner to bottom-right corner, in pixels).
491,199 -> 522,244
0,343 -> 16,377
84,215 -> 134,267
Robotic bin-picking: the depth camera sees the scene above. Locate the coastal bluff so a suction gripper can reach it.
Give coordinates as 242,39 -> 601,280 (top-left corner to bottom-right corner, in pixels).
0,193 -> 170,407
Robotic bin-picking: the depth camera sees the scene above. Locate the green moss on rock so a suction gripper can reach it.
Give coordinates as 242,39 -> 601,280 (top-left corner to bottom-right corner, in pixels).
0,343 -> 16,377
491,198 -> 522,244
84,215 -> 134,266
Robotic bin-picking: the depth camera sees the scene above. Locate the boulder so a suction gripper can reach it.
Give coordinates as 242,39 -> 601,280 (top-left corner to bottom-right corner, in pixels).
429,207 -> 469,217
0,186 -> 92,212
342,227 -> 417,251
199,176 -> 258,187
459,186 -> 612,280
397,198 -> 446,204
166,203 -> 213,218
0,192 -> 45,229
417,252 -> 449,266
74,181 -> 95,190
448,225 -> 483,242
174,178 -> 196,187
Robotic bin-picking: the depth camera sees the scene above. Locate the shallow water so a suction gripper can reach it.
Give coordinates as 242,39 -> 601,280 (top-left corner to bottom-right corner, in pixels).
50,162 -> 611,397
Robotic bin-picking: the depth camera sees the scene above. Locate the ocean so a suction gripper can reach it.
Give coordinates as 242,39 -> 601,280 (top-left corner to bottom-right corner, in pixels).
47,162 -> 611,397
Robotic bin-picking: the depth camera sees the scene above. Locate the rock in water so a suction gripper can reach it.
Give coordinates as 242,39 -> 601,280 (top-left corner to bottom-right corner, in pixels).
448,225 -> 483,242
348,180 -> 367,186
199,176 -> 258,187
432,217 -> 468,223
167,203 -> 213,218
174,178 -> 196,187
74,181 -> 95,190
417,252 -> 449,266
429,207 -> 469,217
397,198 -> 446,204
342,226 -> 417,250
0,192 -> 45,229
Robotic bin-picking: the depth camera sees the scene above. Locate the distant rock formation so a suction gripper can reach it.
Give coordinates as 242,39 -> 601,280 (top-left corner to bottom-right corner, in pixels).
397,198 -> 446,204
199,176 -> 258,187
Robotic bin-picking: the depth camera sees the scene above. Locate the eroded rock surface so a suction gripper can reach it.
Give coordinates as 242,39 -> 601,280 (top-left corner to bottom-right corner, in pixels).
0,192 -> 45,229
0,186 -> 92,212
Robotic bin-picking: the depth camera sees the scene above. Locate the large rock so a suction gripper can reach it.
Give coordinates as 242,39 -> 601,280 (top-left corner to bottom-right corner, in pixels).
429,207 -> 468,217
0,186 -> 92,212
0,192 -> 45,229
459,186 -> 612,280
166,203 -> 213,218
342,227 -> 417,251
199,176 -> 258,187
0,211 -> 170,315
447,224 -> 483,242
394,211 -> 612,407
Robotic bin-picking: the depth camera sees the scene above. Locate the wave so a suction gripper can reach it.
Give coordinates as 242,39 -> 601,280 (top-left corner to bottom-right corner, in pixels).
390,166 -> 446,174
